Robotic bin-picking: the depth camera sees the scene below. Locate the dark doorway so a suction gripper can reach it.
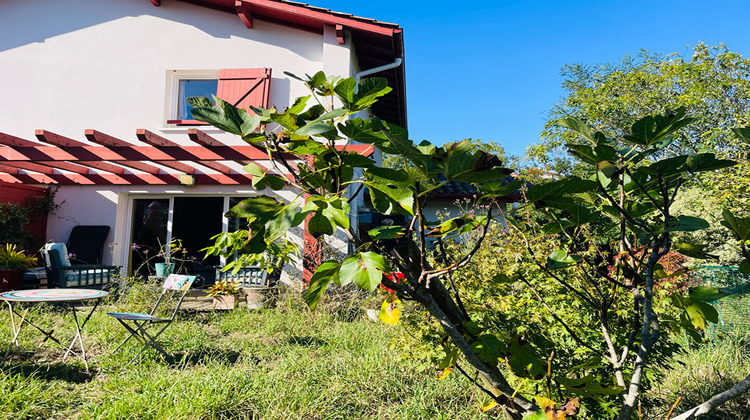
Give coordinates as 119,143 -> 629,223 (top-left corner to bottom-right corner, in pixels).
131,198 -> 169,277
173,197 -> 223,266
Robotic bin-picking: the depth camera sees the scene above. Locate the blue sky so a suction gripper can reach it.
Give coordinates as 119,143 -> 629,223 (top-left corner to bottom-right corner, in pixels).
313,0 -> 750,159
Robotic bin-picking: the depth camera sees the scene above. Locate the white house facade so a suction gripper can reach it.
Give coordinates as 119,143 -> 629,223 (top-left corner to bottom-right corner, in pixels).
0,0 -> 406,282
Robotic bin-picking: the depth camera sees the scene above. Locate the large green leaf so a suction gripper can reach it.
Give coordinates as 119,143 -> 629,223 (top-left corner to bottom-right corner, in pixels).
686,153 -> 736,173
644,155 -> 688,176
364,167 -> 415,215
189,96 -> 261,137
689,284 -> 750,302
661,215 -> 710,233
505,336 -> 545,380
353,78 -> 392,110
285,139 -> 328,155
308,211 -> 335,237
673,242 -> 710,259
368,225 -> 405,241
226,196 -> 283,220
339,251 -> 387,291
682,301 -> 719,331
301,261 -> 341,310
333,77 -> 357,107
338,118 -> 388,144
264,203 -> 299,242
732,127 -> 750,144
546,249 -> 582,269
342,153 -> 375,168
623,107 -> 693,146
321,199 -> 351,230
295,121 -> 335,136
470,334 -> 506,364
365,167 -> 413,187
557,375 -> 624,397
286,95 -> 310,115
244,163 -> 286,191
479,180 -> 523,198
567,143 -> 618,165
561,203 -> 600,226
442,140 -> 512,183
557,117 -> 596,144
721,210 -> 750,241
525,177 -> 598,203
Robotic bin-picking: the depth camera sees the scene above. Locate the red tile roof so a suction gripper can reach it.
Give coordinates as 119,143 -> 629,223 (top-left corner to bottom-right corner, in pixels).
162,0 -> 407,128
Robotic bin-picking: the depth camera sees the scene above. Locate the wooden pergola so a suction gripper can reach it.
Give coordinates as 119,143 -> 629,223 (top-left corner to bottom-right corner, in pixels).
0,129 -> 373,186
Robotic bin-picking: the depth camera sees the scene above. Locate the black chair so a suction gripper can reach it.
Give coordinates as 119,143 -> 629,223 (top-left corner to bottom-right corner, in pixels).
67,225 -> 110,265
41,242 -> 119,288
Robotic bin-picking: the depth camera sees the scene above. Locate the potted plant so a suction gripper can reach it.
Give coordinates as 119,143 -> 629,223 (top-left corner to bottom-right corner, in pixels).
207,280 -> 240,310
0,244 -> 38,291
131,238 -> 187,278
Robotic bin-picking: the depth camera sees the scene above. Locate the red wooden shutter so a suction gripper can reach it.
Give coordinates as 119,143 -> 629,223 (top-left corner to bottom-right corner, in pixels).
216,68 -> 272,112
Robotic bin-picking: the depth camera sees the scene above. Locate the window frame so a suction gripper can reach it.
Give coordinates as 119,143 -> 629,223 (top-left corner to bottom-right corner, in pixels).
165,70 -> 218,126
124,194 -> 254,274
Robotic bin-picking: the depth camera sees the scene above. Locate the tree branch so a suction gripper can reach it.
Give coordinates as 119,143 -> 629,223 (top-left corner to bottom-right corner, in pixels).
413,288 -> 539,419
670,372 -> 750,419
519,275 -> 608,361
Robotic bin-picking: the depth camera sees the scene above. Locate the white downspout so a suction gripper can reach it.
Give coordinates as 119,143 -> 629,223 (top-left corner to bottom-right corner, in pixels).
349,58 -> 403,253
354,58 -> 403,88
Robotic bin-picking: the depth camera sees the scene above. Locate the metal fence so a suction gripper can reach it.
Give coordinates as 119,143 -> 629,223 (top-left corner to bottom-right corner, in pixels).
688,266 -> 750,335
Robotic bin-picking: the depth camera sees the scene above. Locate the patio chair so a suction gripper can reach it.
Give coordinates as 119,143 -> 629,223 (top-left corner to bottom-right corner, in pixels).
41,242 -> 119,288
66,225 -> 110,265
107,274 -> 195,361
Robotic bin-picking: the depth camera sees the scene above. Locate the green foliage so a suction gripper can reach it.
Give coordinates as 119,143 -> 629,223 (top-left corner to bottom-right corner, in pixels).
0,289 -> 500,420
0,244 -> 37,269
670,187 -> 743,266
641,333 -> 750,419
191,70 -> 750,419
206,280 -> 241,297
0,188 -> 58,250
534,43 -> 750,173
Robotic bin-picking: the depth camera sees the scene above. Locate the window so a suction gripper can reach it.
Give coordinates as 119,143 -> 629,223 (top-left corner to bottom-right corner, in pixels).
167,68 -> 272,126
177,80 -> 218,122
128,196 -> 244,276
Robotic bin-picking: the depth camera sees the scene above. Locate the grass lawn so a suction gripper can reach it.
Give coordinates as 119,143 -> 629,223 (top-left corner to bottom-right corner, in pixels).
0,287 -> 501,420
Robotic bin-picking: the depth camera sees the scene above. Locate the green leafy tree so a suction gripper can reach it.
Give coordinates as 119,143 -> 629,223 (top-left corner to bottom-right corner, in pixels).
532,43 -> 750,172
190,73 -> 750,419
384,138 -> 511,169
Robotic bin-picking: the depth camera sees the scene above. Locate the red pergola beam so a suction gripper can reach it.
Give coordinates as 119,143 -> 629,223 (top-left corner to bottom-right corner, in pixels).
0,161 -> 55,174
85,130 -> 163,175
0,143 -> 373,162
187,128 -> 280,175
36,130 -> 131,175
0,163 -> 19,174
0,172 -> 256,185
0,132 -> 94,174
136,129 -> 233,175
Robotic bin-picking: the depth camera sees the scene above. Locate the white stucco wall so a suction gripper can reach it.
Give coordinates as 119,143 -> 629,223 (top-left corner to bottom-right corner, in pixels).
0,0 -> 356,280
0,0 -> 354,144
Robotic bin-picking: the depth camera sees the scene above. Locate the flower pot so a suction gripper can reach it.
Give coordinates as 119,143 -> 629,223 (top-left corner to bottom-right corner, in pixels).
154,262 -> 175,277
245,288 -> 267,310
0,269 -> 24,292
212,295 -> 237,310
